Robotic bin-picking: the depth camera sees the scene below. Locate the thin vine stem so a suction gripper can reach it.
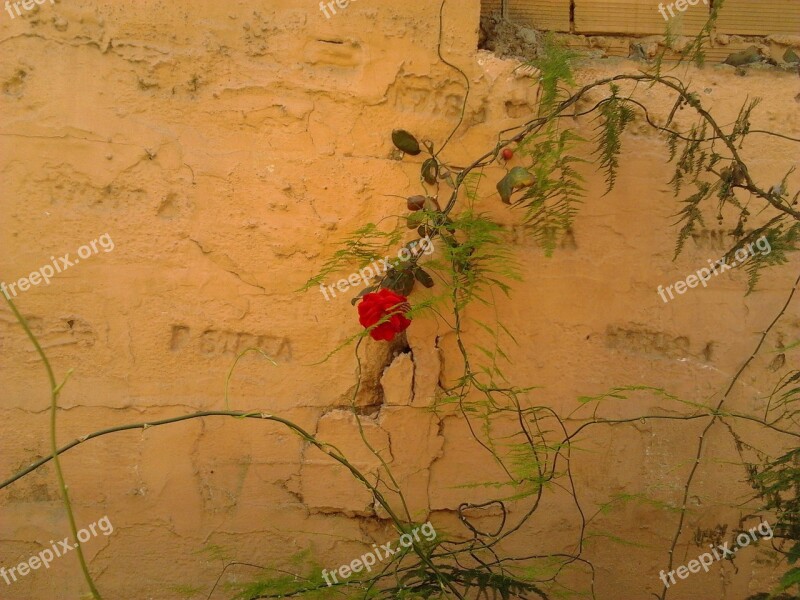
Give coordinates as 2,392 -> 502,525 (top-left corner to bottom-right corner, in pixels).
1,291 -> 102,599
658,268 -> 800,600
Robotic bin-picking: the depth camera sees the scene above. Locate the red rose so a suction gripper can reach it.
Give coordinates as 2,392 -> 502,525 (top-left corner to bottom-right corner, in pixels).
358,289 -> 412,341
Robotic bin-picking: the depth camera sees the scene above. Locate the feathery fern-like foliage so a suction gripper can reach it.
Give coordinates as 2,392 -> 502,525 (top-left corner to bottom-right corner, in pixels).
298,221 -> 405,291
528,33 -> 578,114
672,181 -> 711,259
594,84 -> 635,193
443,209 -> 521,309
519,128 -> 586,256
742,222 -> 800,292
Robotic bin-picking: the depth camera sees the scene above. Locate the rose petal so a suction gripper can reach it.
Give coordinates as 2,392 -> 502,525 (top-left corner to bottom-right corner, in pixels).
358,289 -> 411,342
370,323 -> 397,341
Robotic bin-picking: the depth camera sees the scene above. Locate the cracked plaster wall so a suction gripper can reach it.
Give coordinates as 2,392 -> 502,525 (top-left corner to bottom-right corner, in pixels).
0,0 -> 798,598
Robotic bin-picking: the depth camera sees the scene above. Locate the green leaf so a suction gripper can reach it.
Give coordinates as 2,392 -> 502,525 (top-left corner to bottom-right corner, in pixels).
788,542 -> 800,565
407,211 -> 426,229
723,45 -> 760,67
497,167 -> 536,204
779,567 -> 800,591
392,129 -> 421,155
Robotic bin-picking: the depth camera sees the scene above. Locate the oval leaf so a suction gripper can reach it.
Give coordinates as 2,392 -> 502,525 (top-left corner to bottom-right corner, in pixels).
392,129 -> 421,155
423,196 -> 441,212
422,158 -> 439,184
497,166 -> 536,204
414,268 -> 434,288
407,211 -> 426,229
407,195 -> 426,211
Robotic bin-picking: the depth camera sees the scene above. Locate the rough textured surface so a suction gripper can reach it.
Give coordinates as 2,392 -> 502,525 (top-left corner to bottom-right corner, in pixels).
0,1 -> 798,599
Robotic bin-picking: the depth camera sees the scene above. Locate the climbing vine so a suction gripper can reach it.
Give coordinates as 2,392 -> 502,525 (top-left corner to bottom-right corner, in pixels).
2,2 -> 799,599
